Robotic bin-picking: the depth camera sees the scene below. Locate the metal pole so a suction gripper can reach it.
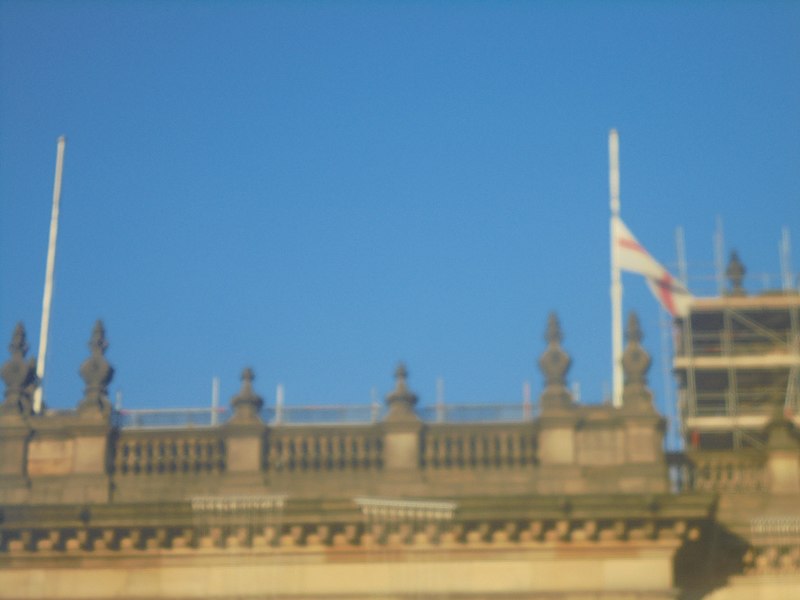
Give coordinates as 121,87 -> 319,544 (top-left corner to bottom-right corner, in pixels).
34,136 -> 66,414
714,216 -> 725,295
522,380 -> 532,419
780,227 -> 793,291
609,129 -> 623,408
676,226 -> 688,286
435,377 -> 445,422
276,384 -> 285,424
211,376 -> 220,426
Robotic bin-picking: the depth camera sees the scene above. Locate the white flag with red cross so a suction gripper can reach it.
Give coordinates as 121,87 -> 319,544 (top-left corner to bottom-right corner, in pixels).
613,218 -> 693,317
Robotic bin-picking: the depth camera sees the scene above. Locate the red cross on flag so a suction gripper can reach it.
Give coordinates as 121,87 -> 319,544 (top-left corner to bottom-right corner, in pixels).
613,218 -> 693,317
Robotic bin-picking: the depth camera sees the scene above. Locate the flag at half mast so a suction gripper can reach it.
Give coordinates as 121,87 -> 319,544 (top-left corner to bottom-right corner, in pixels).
613,217 -> 693,317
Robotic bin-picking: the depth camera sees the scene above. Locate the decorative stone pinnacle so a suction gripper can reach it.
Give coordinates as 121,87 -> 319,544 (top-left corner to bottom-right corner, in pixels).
385,361 -> 418,421
9,323 -> 29,357
545,312 -> 563,345
229,366 -> 264,424
725,251 -> 746,295
538,313 -> 573,411
539,313 -> 571,388
621,311 -> 654,411
239,367 -> 257,398
78,320 -> 114,417
394,362 -> 409,390
626,312 -> 643,344
88,320 -> 109,355
1,323 -> 37,416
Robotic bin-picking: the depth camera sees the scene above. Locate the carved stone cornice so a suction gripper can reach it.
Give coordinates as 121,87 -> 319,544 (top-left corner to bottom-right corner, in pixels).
0,493 -> 714,556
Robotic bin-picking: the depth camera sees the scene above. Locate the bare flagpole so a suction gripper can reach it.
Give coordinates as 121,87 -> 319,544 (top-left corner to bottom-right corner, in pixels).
609,129 -> 623,408
34,135 -> 66,414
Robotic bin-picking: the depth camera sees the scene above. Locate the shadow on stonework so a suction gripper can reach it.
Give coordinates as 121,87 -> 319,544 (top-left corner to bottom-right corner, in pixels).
674,523 -> 749,600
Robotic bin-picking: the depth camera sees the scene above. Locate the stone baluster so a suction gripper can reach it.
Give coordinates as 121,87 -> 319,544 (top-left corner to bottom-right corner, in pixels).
437,434 -> 448,468
498,432 -> 510,467
454,435 -> 465,468
278,436 -> 290,471
311,434 -> 321,469
339,434 -> 350,468
329,433 -> 341,469
267,435 -> 281,471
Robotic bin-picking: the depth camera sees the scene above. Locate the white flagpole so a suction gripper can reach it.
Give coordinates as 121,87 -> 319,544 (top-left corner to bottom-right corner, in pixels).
34,135 -> 66,414
609,129 -> 623,408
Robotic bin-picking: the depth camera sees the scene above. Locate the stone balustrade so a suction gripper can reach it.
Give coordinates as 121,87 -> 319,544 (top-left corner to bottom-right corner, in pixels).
420,423 -> 536,470
668,450 -> 768,493
264,425 -> 383,472
113,429 -> 227,476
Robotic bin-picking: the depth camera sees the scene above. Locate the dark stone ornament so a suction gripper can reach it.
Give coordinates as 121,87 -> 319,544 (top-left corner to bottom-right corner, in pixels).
621,312 -> 654,411
538,313 -> 574,410
229,367 -> 264,424
0,323 -> 37,416
385,362 -> 419,422
725,251 -> 746,296
77,321 -> 114,417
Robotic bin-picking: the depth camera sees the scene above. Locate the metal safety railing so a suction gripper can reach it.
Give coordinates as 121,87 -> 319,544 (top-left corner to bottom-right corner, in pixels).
114,400 -> 537,430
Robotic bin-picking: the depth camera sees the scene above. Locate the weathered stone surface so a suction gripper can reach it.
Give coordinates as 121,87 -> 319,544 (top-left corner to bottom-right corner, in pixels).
77,321 -> 114,417
621,312 -> 655,412
0,323 -> 36,416
228,367 -> 264,424
538,313 -> 575,411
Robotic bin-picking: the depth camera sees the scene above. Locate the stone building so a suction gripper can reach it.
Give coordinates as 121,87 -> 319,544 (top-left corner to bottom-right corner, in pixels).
1,281 -> 799,598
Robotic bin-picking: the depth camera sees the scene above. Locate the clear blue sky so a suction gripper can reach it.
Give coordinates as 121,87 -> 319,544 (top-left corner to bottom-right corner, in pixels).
1,2 -> 798,434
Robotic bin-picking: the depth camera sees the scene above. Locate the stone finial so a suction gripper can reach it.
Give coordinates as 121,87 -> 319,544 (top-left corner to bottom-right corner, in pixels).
385,362 -> 419,421
0,323 -> 37,416
725,251 -> 746,296
229,367 -> 264,424
626,311 -> 643,345
545,312 -> 563,346
78,320 -> 114,416
621,312 -> 654,411
538,313 -> 573,410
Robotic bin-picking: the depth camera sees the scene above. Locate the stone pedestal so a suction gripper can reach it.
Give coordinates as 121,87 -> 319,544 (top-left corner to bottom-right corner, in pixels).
382,420 -> 422,472
381,363 -> 423,483
537,412 -> 577,465
222,423 -> 266,491
765,416 -> 800,494
0,414 -> 31,502
27,413 -> 112,503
